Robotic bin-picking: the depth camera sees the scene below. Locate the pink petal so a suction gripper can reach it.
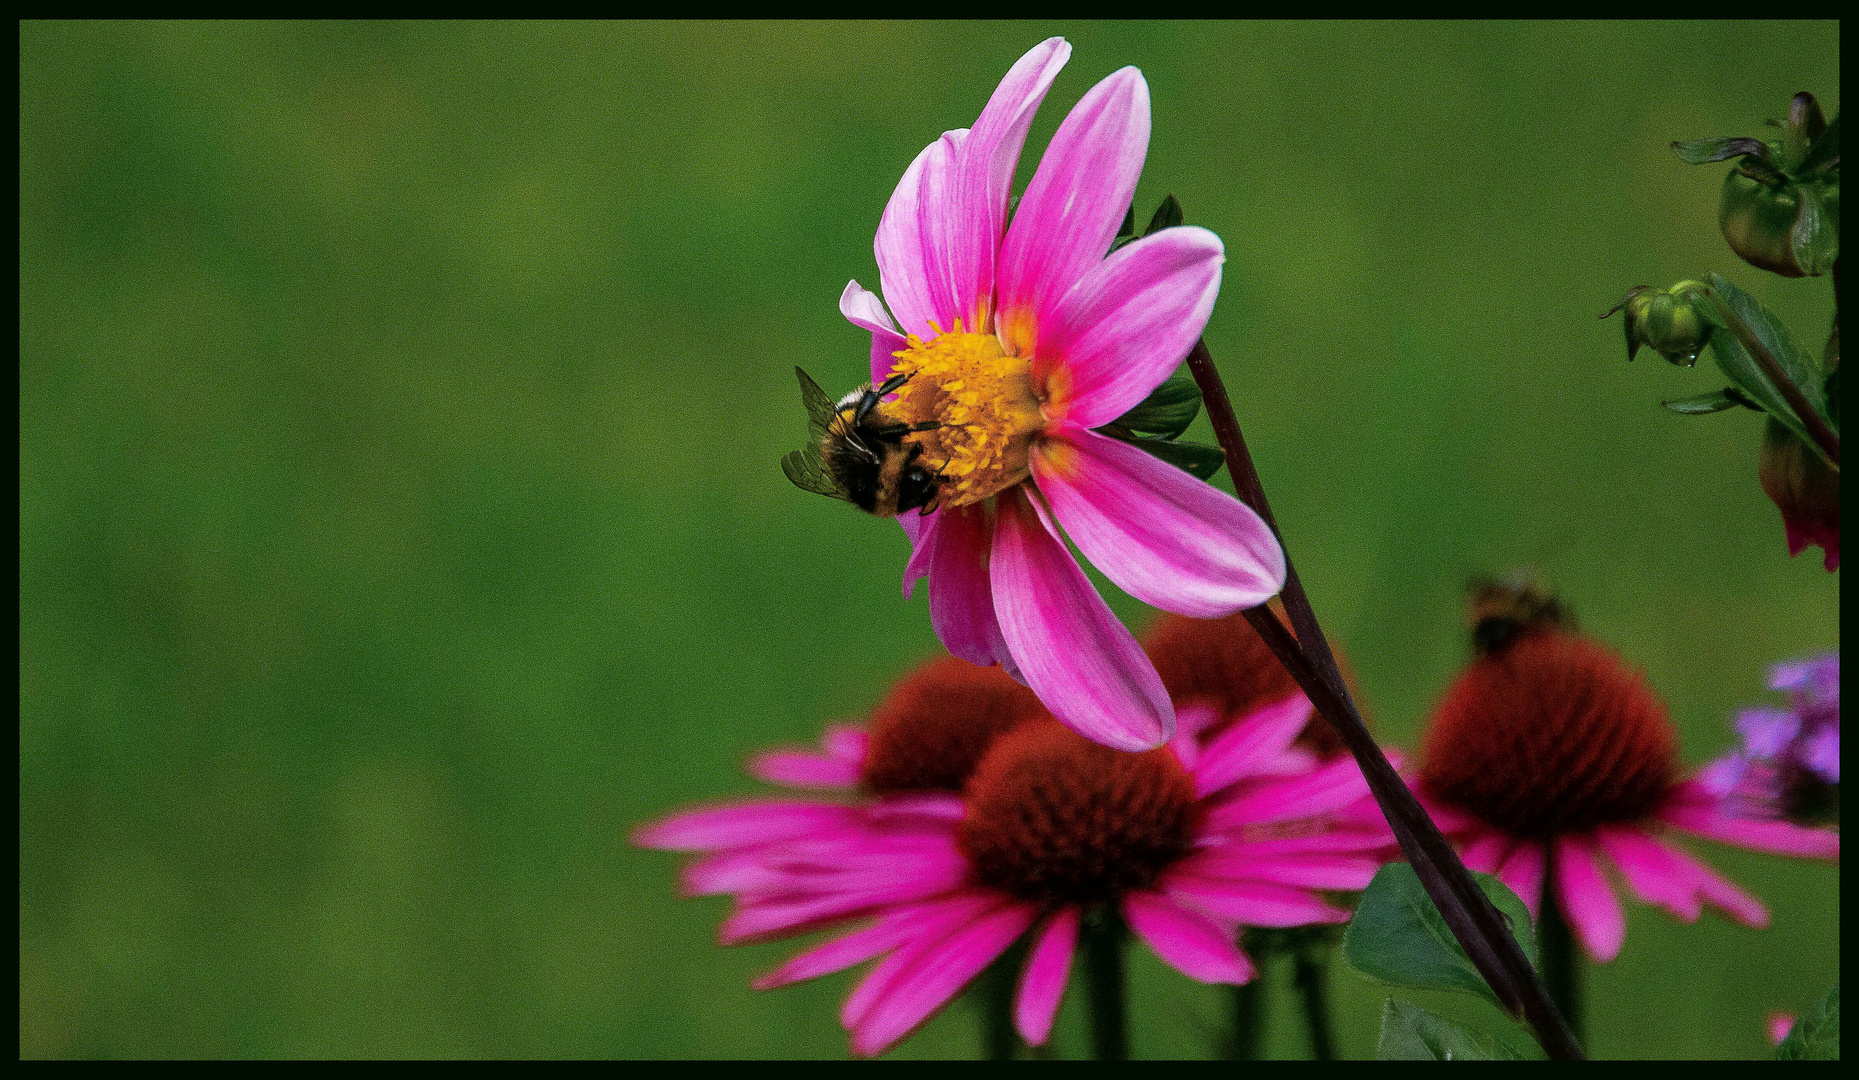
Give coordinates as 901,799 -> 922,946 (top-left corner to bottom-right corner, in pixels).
849,901 -> 1037,1057
631,800 -> 854,852
989,486 -> 1174,750
841,891 -> 1002,1028
1458,831 -> 1511,875
1123,889 -> 1256,984
943,36 -> 1071,333
841,279 -> 910,385
1552,834 -> 1626,963
900,507 -> 940,596
1162,873 -> 1351,927
1203,756 -> 1372,830
1192,692 -> 1315,798
1037,227 -> 1226,427
1033,428 -> 1284,618
681,847 -> 777,897
1209,830 -> 1395,857
1176,846 -> 1381,891
996,68 -> 1149,361
1493,839 -> 1545,919
916,501 -> 1010,668
821,724 -> 869,764
754,902 -> 950,990
1659,797 -> 1841,859
1167,702 -> 1220,772
1014,906 -> 1079,1046
1598,827 -> 1769,928
874,129 -> 966,340
747,750 -> 861,790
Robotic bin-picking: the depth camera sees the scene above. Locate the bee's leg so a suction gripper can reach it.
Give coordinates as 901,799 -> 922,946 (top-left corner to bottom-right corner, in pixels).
907,421 -> 941,432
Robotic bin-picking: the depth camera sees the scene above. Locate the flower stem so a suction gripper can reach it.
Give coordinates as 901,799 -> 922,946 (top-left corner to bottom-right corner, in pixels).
975,942 -> 1021,1060
1228,969 -> 1265,1059
1291,944 -> 1337,1061
1081,906 -> 1129,1061
1538,854 -> 1584,1049
1184,339 -> 1585,1061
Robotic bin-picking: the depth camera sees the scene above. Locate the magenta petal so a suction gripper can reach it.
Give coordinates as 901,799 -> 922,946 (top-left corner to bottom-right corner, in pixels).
990,487 -> 1174,750
1123,889 -> 1256,984
1014,906 -> 1079,1046
849,901 -> 1037,1057
943,36 -> 1071,332
841,891 -> 1000,1029
1034,429 -> 1285,618
821,724 -> 869,764
1552,834 -> 1626,963
875,130 -> 966,340
841,279 -> 910,385
1163,873 -> 1350,927
1192,692 -> 1314,798
1494,838 -> 1546,919
1659,797 -> 1841,859
1594,825 -> 1703,923
754,903 -> 943,990
1039,227 -> 1226,427
1177,847 -> 1381,892
920,501 -> 1009,668
1204,757 -> 1371,829
747,750 -> 861,790
1458,831 -> 1510,875
631,801 -> 853,852
900,507 -> 941,599
996,67 -> 1149,360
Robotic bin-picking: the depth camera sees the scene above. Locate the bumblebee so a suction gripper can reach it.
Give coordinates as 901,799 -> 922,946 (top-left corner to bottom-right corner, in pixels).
781,367 -> 943,516
1465,575 -> 1575,656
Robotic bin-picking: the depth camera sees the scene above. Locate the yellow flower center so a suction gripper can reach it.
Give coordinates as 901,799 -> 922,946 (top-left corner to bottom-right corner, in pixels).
880,323 -> 1045,507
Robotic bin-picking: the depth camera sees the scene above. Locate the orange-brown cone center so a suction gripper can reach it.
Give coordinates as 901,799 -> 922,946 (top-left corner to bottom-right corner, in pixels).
958,720 -> 1201,906
859,655 -> 1046,794
1420,630 -> 1676,838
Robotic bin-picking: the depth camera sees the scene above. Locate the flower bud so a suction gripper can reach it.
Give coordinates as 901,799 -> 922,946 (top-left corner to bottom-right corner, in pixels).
1604,280 -> 1713,366
1673,92 -> 1841,278
1757,417 -> 1839,571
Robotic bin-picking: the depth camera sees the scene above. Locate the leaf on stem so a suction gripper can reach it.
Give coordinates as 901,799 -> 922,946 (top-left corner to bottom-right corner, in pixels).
1377,999 -> 1529,1060
1342,863 -> 1537,1009
1776,983 -> 1839,1061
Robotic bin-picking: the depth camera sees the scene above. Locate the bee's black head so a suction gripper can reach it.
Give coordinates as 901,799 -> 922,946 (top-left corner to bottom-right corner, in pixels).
896,461 -> 939,515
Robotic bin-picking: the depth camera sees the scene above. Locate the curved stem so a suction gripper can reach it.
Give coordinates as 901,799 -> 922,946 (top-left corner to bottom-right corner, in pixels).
1229,972 -> 1265,1060
1184,339 -> 1584,1061
1081,906 -> 1129,1061
1292,946 -> 1337,1061
976,943 -> 1021,1060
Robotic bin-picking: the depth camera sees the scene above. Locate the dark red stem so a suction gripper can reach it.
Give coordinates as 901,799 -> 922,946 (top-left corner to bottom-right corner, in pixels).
1184,340 -> 1585,1061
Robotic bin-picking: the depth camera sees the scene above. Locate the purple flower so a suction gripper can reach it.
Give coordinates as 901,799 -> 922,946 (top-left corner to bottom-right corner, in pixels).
1703,652 -> 1839,822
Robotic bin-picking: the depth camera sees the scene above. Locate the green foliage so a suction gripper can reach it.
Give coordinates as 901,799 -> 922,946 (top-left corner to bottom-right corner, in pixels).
1776,984 -> 1839,1061
1703,274 -> 1834,461
1342,863 -> 1536,1010
1376,999 -> 1529,1060
1109,377 -> 1202,439
1661,389 -> 1758,415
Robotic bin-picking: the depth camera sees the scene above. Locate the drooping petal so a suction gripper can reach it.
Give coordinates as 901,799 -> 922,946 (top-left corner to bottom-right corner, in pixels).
1493,839 -> 1546,919
821,724 -> 869,764
747,749 -> 861,790
995,67 -> 1150,362
1658,792 -> 1841,859
1191,692 -> 1315,798
1035,226 -> 1225,427
1203,756 -> 1372,830
989,486 -> 1174,750
944,37 -> 1072,332
1033,428 -> 1285,618
842,891 -> 1001,1028
1458,831 -> 1511,875
1122,889 -> 1256,984
917,501 -> 1010,668
900,507 -> 940,597
631,801 -> 855,852
1162,873 -> 1351,927
849,901 -> 1038,1057
1014,906 -> 1079,1046
1167,702 -> 1221,772
875,130 -> 967,340
1594,825 -> 1704,923
1552,834 -> 1626,963
754,901 -> 953,990
841,279 -> 910,385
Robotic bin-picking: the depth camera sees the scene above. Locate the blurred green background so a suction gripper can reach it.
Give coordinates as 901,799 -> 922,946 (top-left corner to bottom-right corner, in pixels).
20,21 -> 1839,1059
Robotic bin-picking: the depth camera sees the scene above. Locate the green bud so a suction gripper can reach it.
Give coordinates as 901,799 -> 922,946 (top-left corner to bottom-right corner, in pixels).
1603,280 -> 1713,366
1673,93 -> 1841,278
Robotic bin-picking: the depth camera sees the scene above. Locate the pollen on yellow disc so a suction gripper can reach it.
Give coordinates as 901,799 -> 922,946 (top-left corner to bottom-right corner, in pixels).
881,324 -> 1045,507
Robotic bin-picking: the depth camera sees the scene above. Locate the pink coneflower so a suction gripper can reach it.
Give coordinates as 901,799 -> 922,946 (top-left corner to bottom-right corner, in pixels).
1418,623 -> 1840,964
638,691 -> 1392,1057
838,37 -> 1285,752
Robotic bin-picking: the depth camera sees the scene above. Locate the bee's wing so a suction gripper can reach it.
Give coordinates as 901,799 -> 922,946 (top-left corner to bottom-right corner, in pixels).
781,447 -> 849,501
795,366 -> 840,442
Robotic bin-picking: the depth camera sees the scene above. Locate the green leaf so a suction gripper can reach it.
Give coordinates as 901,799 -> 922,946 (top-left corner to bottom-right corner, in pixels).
1107,377 -> 1202,439
1342,863 -> 1537,1009
1377,999 -> 1527,1060
1661,389 -> 1758,415
1703,274 -> 1831,459
1776,983 -> 1839,1060
1112,435 -> 1225,480
1117,202 -> 1136,239
1142,193 -> 1184,236
1791,184 -> 1840,276
1671,136 -> 1773,165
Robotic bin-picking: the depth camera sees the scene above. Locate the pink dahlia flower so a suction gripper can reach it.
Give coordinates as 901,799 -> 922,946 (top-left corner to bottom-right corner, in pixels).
839,38 -> 1286,752
636,692 -> 1392,1057
1419,626 -> 1839,964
